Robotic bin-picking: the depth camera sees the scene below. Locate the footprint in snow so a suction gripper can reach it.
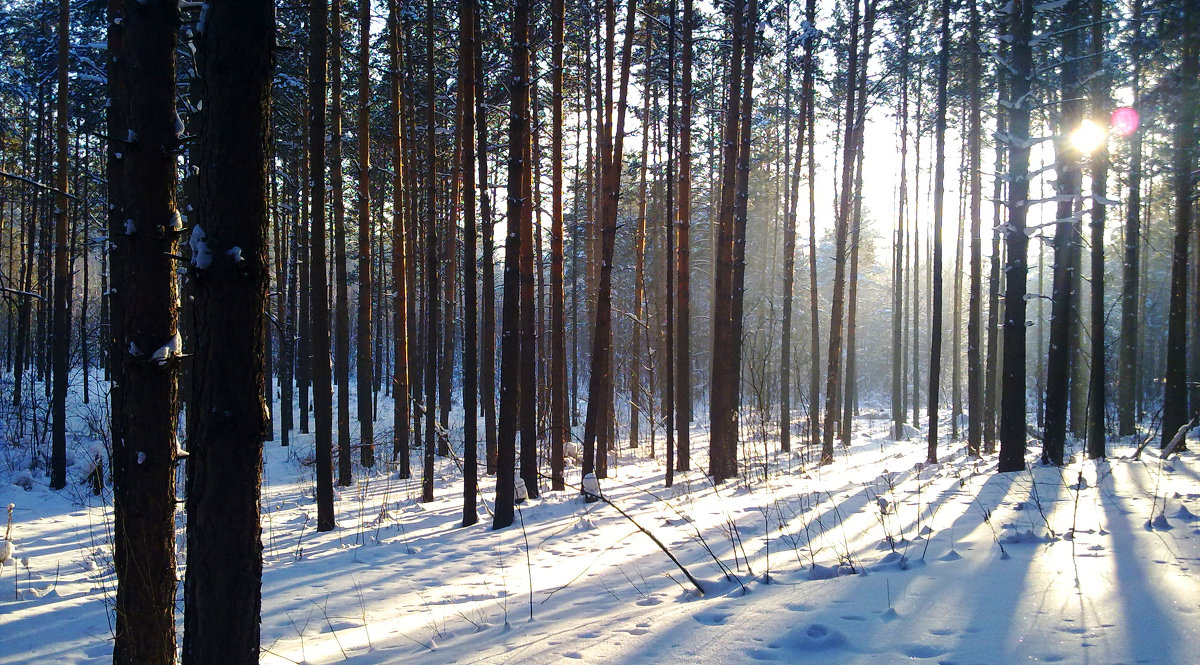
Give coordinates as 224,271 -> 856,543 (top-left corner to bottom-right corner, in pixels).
693,610 -> 733,626
898,644 -> 948,658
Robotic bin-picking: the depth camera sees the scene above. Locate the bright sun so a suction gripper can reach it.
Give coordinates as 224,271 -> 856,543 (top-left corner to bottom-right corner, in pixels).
1070,119 -> 1107,155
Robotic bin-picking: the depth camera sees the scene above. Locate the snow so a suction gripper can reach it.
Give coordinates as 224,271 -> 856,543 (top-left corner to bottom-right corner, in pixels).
189,225 -> 212,269
2,384 -> 1200,664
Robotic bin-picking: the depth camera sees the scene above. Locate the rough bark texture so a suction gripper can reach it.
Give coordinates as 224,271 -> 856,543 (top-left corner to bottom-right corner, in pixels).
356,0 -> 374,468
388,0 -> 411,476
107,0 -> 180,660
183,1 -> 273,661
999,0 -> 1034,473
459,0 -> 479,526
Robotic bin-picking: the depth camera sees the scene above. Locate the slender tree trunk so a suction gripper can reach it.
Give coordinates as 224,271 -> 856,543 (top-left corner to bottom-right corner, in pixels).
459,0 -> 479,525
582,0 -> 639,487
892,15 -> 911,439
819,0 -> 861,465
925,0 -> 950,464
1043,0 -> 1084,466
495,0 -> 530,528
629,39 -> 652,452
548,0 -> 567,491
966,0 -> 983,456
519,72 -> 539,499
49,0 -> 71,490
107,0 -> 180,658
999,0 -> 1035,472
388,0 -> 411,476
309,0 -> 336,530
356,0 -> 374,468
475,12 -> 498,475
675,0 -> 694,472
1086,0 -> 1109,458
331,0 -> 352,486
422,0 -> 438,502
1117,0 -> 1142,438
984,23 -> 1007,455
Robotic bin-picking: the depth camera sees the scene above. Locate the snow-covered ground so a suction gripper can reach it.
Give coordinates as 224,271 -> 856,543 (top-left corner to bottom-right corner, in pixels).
2,388 -> 1199,664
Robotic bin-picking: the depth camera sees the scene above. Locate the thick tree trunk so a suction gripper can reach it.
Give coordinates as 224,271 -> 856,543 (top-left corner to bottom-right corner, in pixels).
709,0 -> 747,481
1162,0 -> 1197,448
183,1 -> 273,660
107,0 -> 180,659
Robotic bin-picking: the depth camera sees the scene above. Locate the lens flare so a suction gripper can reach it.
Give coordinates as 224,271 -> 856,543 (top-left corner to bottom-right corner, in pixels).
1111,106 -> 1140,137
1070,119 -> 1106,155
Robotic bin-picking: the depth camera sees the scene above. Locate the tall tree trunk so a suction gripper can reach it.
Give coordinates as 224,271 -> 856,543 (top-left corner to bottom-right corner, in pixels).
422,0 -> 438,502
107,0 -> 180,659
475,11 -> 498,475
1042,0 -> 1084,467
819,0 -> 861,466
582,0 -> 639,487
675,0 -> 694,472
309,0 -> 336,530
804,0 -> 819,453
1085,0 -> 1108,458
183,1 -> 273,660
999,0 -> 1035,472
892,13 -> 911,439
332,0 -> 352,486
925,0 -> 950,464
356,0 -> 374,468
629,37 -> 652,452
495,0 -> 530,528
548,0 -> 567,491
966,0 -> 983,456
459,0 -> 480,526
49,0 -> 71,490
1162,0 -> 1198,448
388,0 -> 411,476
709,0 -> 747,481
1117,0 -> 1142,438
519,70 -> 539,499
984,17 -> 1007,454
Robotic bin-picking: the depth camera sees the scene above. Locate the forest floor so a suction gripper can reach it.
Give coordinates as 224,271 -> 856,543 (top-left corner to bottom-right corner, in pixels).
1,383 -> 1199,664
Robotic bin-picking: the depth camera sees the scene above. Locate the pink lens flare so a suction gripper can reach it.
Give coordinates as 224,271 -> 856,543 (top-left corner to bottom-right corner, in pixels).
1111,107 -> 1140,137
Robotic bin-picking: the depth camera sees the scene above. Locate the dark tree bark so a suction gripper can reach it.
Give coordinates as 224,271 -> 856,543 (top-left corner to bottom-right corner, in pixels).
1086,0 -> 1108,459
356,0 -> 374,469
1117,0 -> 1142,438
675,0 -> 694,472
925,0 -> 950,464
49,0 -> 70,490
1043,0 -> 1085,467
495,0 -> 530,528
966,0 -> 983,456
107,0 -> 180,659
309,0 -> 336,531
475,11 -> 498,475
984,18 -> 1007,455
999,0 -> 1035,473
549,0 -> 567,491
819,0 -> 861,466
1162,0 -> 1198,448
388,0 -> 412,476
422,0 -> 438,503
709,0 -> 747,481
581,0 -> 638,487
459,0 -> 479,526
183,1 -> 274,661
331,0 -> 352,486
